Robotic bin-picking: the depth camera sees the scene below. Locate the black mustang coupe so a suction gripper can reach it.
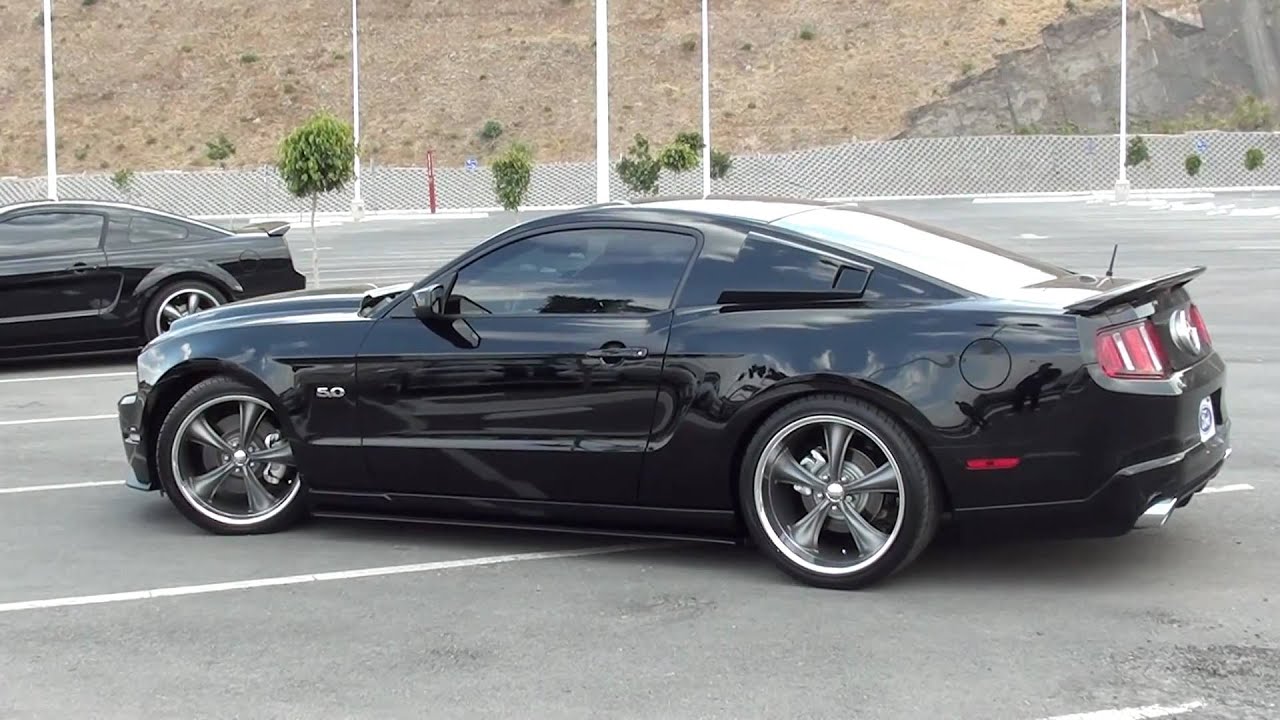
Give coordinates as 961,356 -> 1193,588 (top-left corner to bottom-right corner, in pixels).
0,199 -> 306,360
115,198 -> 1231,589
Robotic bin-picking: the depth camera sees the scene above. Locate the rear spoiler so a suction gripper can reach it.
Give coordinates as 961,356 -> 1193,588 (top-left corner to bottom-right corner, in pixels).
1063,266 -> 1206,315
233,220 -> 291,237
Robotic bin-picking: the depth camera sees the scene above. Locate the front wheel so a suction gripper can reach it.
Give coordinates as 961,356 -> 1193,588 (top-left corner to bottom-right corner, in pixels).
155,376 -> 308,535
739,393 -> 942,589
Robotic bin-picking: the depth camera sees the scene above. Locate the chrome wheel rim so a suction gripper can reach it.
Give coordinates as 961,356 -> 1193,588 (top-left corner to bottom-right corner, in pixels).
752,414 -> 906,575
156,288 -> 220,335
169,394 -> 300,525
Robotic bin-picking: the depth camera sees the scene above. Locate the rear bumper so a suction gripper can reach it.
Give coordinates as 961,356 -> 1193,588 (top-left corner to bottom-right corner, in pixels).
118,392 -> 157,492
1097,417 -> 1231,531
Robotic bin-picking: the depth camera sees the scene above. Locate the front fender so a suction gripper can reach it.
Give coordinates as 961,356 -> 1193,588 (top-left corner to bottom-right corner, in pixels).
133,260 -> 245,301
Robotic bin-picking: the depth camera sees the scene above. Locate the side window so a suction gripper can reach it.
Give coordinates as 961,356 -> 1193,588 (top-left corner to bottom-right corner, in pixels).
127,215 -> 190,244
448,228 -> 696,315
733,234 -> 840,292
0,212 -> 104,258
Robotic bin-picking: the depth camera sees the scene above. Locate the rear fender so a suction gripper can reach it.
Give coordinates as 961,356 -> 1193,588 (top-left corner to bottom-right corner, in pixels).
133,261 -> 245,302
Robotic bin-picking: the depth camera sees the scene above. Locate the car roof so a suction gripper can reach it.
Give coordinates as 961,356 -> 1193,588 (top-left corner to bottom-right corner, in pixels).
0,199 -> 233,235
549,196 -> 1072,299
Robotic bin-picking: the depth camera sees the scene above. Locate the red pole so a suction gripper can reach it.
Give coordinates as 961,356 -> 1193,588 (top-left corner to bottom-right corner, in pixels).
426,150 -> 437,214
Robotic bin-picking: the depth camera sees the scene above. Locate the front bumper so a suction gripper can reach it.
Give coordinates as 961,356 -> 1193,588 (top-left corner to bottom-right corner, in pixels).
118,392 -> 157,492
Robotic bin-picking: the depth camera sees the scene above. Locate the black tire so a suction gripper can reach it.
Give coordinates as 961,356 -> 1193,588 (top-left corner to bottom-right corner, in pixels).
142,278 -> 226,341
155,375 -> 308,535
738,392 -> 942,590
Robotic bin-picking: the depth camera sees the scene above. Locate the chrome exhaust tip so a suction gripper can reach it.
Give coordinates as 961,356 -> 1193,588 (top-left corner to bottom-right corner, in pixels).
1134,496 -> 1178,529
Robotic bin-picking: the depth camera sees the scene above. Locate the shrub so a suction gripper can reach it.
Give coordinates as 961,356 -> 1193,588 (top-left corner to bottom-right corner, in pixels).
1245,147 -> 1265,172
111,169 -> 135,192
710,149 -> 733,180
616,134 -> 662,195
480,120 -> 504,142
206,134 -> 235,165
277,111 -> 357,283
1125,135 -> 1149,167
1184,153 -> 1202,177
492,142 -> 534,211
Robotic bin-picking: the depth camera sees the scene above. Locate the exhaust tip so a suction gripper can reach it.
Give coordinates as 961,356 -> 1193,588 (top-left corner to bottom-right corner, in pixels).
1134,496 -> 1178,529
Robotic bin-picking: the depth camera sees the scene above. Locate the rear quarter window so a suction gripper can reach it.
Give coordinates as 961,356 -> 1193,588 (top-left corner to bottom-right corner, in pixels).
774,207 -> 1067,296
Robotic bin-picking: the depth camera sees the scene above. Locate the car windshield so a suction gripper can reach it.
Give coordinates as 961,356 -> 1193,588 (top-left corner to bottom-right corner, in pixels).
773,207 -> 1070,296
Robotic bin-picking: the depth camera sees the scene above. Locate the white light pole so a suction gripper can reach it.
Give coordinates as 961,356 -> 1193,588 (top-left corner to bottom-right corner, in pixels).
42,0 -> 57,201
699,0 -> 711,198
350,0 -> 365,220
595,0 -> 610,203
1114,0 -> 1130,202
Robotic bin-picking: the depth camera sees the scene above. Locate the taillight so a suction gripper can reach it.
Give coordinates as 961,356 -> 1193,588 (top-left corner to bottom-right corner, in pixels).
1188,303 -> 1211,347
1096,319 -> 1169,379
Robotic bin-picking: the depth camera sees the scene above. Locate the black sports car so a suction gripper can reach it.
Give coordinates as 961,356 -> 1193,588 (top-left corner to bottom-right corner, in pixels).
0,199 -> 306,360
115,197 -> 1231,589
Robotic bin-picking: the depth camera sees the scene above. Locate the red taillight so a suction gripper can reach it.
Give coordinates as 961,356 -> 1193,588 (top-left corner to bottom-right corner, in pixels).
1188,303 -> 1212,347
1095,319 -> 1169,379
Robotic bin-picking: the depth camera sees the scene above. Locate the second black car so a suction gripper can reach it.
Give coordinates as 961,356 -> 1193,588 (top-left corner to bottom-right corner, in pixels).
0,199 -> 307,361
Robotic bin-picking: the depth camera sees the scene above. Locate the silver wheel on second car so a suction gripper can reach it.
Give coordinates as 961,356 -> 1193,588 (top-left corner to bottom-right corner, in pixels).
155,287 -> 221,336
752,414 -> 906,576
168,394 -> 300,526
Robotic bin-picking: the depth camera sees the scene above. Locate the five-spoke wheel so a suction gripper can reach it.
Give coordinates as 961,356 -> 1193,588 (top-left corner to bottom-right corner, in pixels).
156,376 -> 307,534
741,394 -> 941,589
143,279 -> 225,341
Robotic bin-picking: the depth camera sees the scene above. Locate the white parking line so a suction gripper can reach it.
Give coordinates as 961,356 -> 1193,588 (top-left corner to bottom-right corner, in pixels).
1198,483 -> 1254,494
0,481 -> 122,495
0,414 -> 115,427
0,542 -> 667,614
0,371 -> 133,384
1036,699 -> 1204,719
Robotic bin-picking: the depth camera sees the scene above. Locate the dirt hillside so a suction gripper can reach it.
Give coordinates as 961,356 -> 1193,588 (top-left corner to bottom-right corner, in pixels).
0,0 -> 1165,176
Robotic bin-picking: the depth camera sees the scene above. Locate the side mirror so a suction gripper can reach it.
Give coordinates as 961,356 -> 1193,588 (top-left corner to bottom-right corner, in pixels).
411,283 -> 447,319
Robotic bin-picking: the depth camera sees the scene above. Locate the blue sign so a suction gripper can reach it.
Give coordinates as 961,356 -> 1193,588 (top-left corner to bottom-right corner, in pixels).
1084,138 -> 1097,155
1194,137 -> 1208,154
465,157 -> 479,171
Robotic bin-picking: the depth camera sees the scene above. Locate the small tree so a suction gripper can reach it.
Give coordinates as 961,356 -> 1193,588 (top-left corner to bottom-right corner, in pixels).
277,111 -> 357,284
492,142 -> 534,212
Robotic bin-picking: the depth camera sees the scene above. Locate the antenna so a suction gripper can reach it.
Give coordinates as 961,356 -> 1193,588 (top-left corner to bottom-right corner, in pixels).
1105,243 -> 1119,278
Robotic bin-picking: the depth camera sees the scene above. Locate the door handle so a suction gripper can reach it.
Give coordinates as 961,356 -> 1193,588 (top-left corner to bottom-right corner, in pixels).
67,262 -> 97,273
584,346 -> 648,361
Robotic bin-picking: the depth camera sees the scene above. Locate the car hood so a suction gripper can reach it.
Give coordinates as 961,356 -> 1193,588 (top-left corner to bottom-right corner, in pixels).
164,281 -> 413,335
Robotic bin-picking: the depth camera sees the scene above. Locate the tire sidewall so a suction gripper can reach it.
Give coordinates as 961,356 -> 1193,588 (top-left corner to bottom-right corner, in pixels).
155,375 -> 307,535
738,393 -> 938,589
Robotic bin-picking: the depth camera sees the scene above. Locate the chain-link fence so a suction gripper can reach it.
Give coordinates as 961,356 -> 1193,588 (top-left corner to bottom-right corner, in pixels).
3,131 -> 1278,217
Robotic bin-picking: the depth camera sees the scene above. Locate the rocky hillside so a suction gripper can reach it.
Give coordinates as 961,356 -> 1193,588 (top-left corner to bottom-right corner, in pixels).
0,0 -> 1192,177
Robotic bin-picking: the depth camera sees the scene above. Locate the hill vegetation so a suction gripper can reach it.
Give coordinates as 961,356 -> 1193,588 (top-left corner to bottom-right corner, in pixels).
0,0 -> 1183,177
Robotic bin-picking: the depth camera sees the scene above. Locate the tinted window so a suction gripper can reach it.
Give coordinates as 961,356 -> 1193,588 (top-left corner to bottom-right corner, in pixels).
128,215 -> 190,244
774,207 -> 1067,296
0,212 -> 104,258
735,234 -> 840,292
448,228 -> 696,315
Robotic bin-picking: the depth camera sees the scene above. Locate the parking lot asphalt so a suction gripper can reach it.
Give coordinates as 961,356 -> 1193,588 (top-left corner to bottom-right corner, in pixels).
0,193 -> 1276,719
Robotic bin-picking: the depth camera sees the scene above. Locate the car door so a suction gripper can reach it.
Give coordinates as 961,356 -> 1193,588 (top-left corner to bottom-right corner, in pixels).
0,208 -> 117,352
353,223 -> 701,506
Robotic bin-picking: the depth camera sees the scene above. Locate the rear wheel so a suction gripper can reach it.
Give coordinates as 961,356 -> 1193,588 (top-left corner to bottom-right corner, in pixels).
155,376 -> 307,535
739,393 -> 941,589
143,279 -> 225,341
